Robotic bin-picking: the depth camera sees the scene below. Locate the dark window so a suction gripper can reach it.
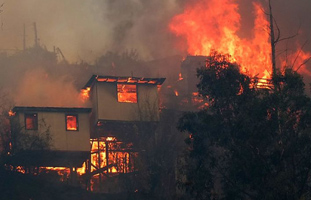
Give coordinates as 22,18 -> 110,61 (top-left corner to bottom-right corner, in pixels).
66,114 -> 78,131
25,113 -> 38,130
117,84 -> 137,103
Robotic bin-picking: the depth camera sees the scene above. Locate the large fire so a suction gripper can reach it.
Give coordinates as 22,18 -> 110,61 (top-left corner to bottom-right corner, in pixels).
90,137 -> 135,174
169,0 -> 310,78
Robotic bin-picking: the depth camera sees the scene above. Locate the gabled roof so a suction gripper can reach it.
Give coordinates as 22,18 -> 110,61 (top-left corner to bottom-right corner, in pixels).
83,75 -> 166,89
12,106 -> 91,113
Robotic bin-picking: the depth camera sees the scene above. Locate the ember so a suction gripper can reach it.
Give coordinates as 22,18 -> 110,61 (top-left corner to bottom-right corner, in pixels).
8,110 -> 15,116
178,73 -> 183,81
174,90 -> 179,97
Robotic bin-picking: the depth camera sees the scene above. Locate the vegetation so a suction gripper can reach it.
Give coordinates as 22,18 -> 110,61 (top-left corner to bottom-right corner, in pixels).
178,52 -> 311,199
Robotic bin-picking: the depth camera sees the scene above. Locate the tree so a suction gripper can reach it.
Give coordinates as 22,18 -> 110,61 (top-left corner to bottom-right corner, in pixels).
177,52 -> 311,199
0,105 -> 52,171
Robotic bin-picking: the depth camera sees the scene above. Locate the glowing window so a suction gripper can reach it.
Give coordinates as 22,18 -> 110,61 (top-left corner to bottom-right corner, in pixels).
66,114 -> 78,131
25,113 -> 38,130
117,84 -> 137,103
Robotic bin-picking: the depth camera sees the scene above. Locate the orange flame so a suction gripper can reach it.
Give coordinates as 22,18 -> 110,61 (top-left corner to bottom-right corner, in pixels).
80,87 -> 90,102
169,0 -> 272,78
174,90 -> 179,96
117,84 -> 137,103
178,72 -> 184,81
170,1 -> 311,79
90,137 -> 135,174
282,47 -> 311,76
8,110 -> 16,116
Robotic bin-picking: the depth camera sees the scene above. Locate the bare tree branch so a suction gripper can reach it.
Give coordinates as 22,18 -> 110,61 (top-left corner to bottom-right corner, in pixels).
273,17 -> 281,43
295,57 -> 311,72
291,40 -> 308,69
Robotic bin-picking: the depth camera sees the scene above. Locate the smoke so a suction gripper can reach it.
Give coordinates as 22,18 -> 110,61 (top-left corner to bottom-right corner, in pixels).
0,0 -> 310,107
0,0 -> 310,63
13,68 -> 87,107
0,0 -> 186,62
239,0 -> 311,80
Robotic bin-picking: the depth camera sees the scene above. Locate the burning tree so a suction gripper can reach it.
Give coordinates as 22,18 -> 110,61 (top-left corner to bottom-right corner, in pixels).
177,52 -> 311,199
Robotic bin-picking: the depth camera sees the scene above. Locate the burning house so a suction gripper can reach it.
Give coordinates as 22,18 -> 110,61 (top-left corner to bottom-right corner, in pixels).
82,75 -> 165,191
10,107 -> 91,168
9,74 -> 165,192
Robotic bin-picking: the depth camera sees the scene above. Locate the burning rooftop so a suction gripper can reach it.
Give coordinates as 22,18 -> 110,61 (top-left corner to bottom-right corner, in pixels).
83,75 -> 166,90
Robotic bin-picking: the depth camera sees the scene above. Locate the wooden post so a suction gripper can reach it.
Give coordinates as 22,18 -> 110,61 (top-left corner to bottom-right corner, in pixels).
97,134 -> 101,191
23,24 -> 26,50
105,141 -> 109,173
33,22 -> 38,47
269,0 -> 277,89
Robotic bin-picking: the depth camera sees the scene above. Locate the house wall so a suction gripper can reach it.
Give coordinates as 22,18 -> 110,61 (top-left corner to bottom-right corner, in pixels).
95,82 -> 159,122
16,112 -> 90,152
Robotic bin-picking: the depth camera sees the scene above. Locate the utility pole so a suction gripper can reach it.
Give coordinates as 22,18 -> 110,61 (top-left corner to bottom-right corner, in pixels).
269,0 -> 276,80
33,22 -> 38,47
23,24 -> 26,50
268,0 -> 279,93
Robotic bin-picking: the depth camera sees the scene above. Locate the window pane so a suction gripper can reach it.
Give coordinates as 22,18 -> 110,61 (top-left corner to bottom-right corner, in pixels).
117,84 -> 137,103
25,113 -> 38,130
66,115 -> 78,131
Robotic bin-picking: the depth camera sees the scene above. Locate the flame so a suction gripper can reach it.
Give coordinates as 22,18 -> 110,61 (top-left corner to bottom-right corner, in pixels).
66,115 -> 78,131
178,72 -> 184,81
90,137 -> 136,174
16,166 -> 26,174
174,90 -> 179,96
282,47 -> 311,76
256,69 -> 271,89
77,163 -> 86,175
169,1 -> 272,78
106,136 -> 116,141
117,84 -> 137,103
170,0 -> 311,79
80,87 -> 90,102
8,110 -> 16,116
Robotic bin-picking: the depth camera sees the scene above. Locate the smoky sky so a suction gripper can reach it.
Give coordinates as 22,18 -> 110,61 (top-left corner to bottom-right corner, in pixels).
0,0 -> 310,63
0,0 -> 185,62
0,0 -> 310,106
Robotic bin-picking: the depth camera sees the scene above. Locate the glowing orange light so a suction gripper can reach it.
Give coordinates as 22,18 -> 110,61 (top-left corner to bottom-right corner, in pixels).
8,110 -> 15,116
169,0 -> 272,78
66,115 -> 78,131
117,84 -> 137,103
256,70 -> 271,89
174,90 -> 179,96
80,87 -> 90,102
178,73 -> 184,81
106,137 -> 116,141
25,113 -> 38,130
16,166 -> 26,174
170,0 -> 311,79
90,137 -> 136,174
77,163 -> 86,175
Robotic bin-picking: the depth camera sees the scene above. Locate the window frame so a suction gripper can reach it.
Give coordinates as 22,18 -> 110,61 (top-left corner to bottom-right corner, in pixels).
117,84 -> 138,103
25,113 -> 38,130
65,114 -> 79,131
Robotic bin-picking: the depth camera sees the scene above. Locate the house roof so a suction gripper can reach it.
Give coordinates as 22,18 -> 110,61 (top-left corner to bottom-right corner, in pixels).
83,75 -> 166,89
12,106 -> 92,113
